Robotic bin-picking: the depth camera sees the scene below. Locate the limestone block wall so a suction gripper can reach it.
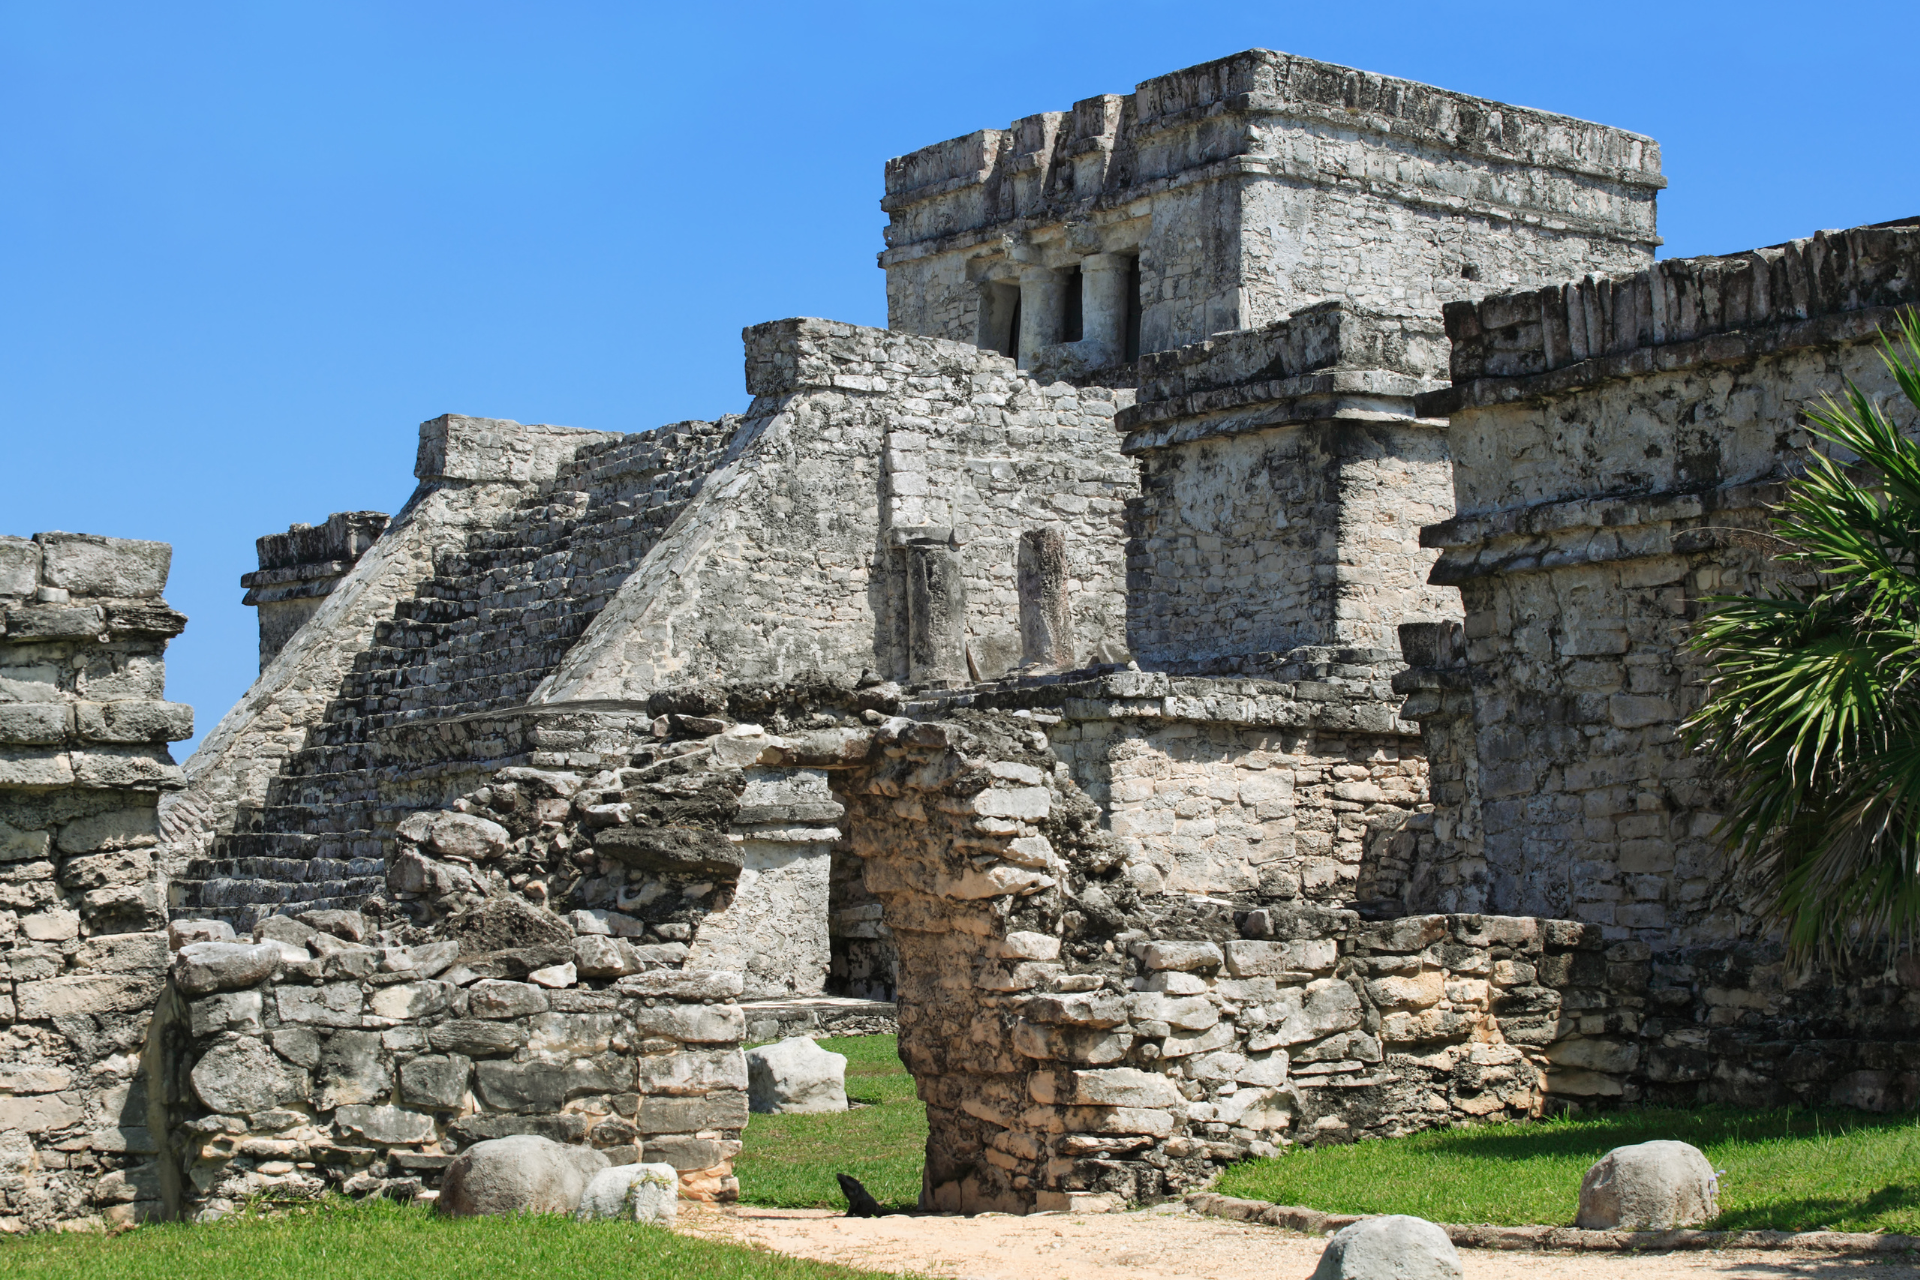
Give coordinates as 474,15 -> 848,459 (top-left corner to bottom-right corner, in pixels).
536,319 -> 1139,701
909,664 -> 1427,907
150,921 -> 748,1222
1392,221 -> 1920,1111
1118,305 -> 1459,662
0,532 -> 191,1232
1407,222 -> 1920,940
880,48 -> 1662,361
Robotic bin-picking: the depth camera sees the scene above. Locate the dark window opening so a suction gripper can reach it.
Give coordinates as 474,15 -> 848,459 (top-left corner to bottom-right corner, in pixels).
1124,255 -> 1143,362
981,281 -> 1021,361
1062,265 -> 1083,343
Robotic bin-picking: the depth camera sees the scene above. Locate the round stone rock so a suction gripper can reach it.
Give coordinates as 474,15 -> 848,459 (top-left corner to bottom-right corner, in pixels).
1311,1215 -> 1463,1280
576,1162 -> 679,1224
439,1134 -> 610,1217
1576,1139 -> 1719,1230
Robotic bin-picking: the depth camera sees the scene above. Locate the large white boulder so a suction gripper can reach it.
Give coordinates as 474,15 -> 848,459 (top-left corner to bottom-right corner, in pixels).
439,1134 -> 609,1216
747,1036 -> 848,1114
577,1162 -> 679,1224
1311,1215 -> 1463,1280
1576,1139 -> 1719,1229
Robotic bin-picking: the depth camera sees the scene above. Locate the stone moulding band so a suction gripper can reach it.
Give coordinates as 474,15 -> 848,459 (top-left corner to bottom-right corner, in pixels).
1420,302 -> 1912,417
878,156 -> 1661,268
1420,480 -> 1789,585
1185,1193 -> 1920,1254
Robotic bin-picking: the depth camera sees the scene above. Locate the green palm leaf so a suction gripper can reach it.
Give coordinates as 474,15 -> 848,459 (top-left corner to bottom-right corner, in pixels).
1684,310 -> 1920,961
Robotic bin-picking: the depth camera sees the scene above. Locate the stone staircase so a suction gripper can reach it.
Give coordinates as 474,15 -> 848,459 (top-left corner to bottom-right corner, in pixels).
173,417 -> 746,925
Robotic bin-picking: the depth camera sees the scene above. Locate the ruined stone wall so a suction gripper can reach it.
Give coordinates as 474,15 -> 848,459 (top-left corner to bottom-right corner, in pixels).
908,665 -> 1426,906
153,687 -> 1630,1217
1119,305 -> 1459,661
150,919 -> 748,1222
0,533 -> 190,1231
881,48 -> 1661,363
1394,221 -> 1920,1113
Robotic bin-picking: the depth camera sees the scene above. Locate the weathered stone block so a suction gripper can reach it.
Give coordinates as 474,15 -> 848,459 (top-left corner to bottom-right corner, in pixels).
0,536 -> 41,596
630,1002 -> 745,1044
368,980 -> 454,1021
1063,1106 -> 1174,1137
613,969 -> 742,1001
474,1056 -> 623,1112
189,991 -> 264,1038
0,702 -> 69,744
274,981 -> 364,1027
17,972 -> 161,1019
1140,941 -> 1223,972
428,1019 -> 528,1057
314,1030 -> 391,1109
467,980 -> 550,1019
0,1094 -> 84,1132
1071,1068 -> 1181,1108
191,1034 -> 308,1115
636,1090 -> 750,1134
172,941 -> 282,996
1225,938 -> 1335,976
635,1048 -> 748,1097
400,1054 -> 473,1109
37,533 -> 170,598
333,1103 -> 436,1146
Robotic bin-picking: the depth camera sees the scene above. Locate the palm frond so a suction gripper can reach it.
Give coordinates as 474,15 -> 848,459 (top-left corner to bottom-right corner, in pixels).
1683,309 -> 1920,961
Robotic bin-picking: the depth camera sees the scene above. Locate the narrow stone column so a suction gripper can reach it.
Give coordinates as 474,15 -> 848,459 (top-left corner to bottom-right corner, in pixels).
1017,266 -> 1063,369
903,542 -> 968,684
1079,253 -> 1130,367
1017,528 -> 1074,671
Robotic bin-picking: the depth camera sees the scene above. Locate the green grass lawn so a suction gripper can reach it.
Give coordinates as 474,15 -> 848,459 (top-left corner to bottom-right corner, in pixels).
1214,1107 -> 1920,1234
734,1035 -> 927,1211
0,1196 -> 886,1280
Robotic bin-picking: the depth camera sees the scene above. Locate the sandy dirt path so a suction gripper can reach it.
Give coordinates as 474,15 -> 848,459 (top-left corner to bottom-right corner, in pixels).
677,1203 -> 1920,1280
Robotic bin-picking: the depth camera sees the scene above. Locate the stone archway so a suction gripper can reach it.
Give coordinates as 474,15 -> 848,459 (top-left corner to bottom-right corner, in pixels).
153,692 -> 1584,1220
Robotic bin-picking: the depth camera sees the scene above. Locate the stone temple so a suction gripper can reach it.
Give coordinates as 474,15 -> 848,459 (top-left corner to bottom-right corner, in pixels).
2,48 -> 1916,1231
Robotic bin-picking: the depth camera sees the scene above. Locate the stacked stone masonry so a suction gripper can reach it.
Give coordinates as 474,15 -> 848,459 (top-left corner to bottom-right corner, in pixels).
1397,219 -> 1920,1112
881,48 -> 1660,367
10,49 -> 1920,1232
0,533 -> 190,1232
243,512 -> 391,673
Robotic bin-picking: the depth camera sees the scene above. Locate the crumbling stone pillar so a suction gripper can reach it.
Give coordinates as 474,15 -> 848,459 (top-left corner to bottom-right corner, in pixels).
1017,529 -> 1074,672
1078,253 -> 1131,368
0,531 -> 190,1231
240,510 -> 389,672
1017,266 -> 1064,370
902,540 -> 968,686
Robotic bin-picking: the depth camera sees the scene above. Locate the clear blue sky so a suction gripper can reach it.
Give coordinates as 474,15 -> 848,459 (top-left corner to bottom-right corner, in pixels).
5,1 -> 1915,759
